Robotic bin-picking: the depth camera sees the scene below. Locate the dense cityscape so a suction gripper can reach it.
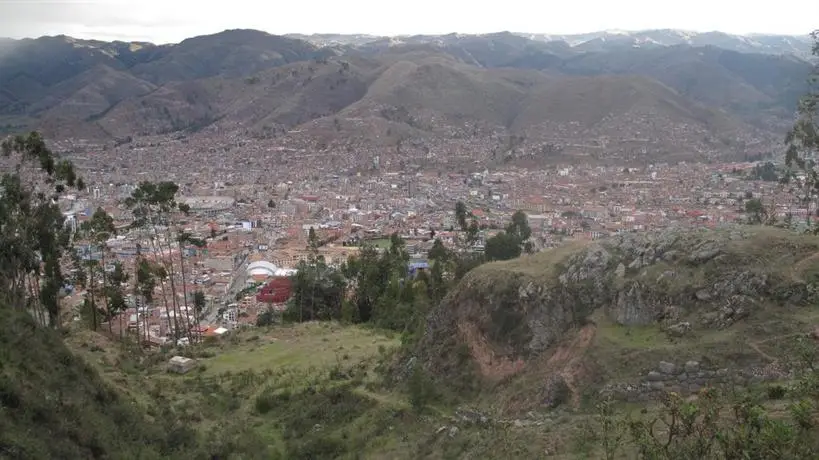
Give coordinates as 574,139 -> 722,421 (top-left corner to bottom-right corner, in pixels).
57,143 -> 798,343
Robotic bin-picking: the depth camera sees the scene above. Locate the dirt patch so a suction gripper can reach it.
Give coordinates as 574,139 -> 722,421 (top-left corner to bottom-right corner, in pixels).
460,318 -> 598,413
458,321 -> 524,382
543,324 -> 597,408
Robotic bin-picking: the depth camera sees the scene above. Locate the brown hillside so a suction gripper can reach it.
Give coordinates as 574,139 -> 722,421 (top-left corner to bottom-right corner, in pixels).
1,29 -> 809,163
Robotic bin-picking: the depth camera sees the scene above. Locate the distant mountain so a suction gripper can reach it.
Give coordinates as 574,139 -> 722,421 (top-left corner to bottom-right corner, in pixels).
0,30 -> 331,117
521,29 -> 815,57
0,28 -> 814,163
290,29 -> 816,58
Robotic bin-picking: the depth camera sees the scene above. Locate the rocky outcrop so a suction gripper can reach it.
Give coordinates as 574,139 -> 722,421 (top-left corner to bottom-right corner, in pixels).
602,359 -> 789,402
414,226 -> 819,408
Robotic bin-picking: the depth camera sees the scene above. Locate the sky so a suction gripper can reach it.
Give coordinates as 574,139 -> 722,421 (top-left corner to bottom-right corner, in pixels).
0,0 -> 815,44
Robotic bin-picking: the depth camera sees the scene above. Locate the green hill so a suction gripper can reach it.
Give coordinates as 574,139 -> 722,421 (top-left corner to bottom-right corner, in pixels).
415,226 -> 819,412
0,302 -> 189,459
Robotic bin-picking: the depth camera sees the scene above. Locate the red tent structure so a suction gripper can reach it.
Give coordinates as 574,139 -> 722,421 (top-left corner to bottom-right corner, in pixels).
256,277 -> 293,304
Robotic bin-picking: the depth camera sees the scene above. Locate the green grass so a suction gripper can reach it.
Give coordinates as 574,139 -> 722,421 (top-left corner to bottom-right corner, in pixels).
0,304 -> 185,459
203,322 -> 399,374
367,238 -> 393,249
596,317 -> 667,348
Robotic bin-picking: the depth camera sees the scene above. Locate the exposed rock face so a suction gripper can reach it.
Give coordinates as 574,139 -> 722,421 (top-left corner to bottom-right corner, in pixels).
415,226 -> 819,406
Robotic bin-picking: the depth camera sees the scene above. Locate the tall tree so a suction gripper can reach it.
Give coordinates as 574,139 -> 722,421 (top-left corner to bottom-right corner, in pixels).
506,210 -> 532,243
307,226 -> 319,254
455,201 -> 468,232
176,228 -> 204,341
79,208 -> 116,331
106,261 -> 129,339
785,31 -> 819,224
0,132 -> 83,328
484,231 -> 523,261
192,289 -> 206,332
485,211 -> 532,261
125,181 -> 188,341
287,256 -> 346,322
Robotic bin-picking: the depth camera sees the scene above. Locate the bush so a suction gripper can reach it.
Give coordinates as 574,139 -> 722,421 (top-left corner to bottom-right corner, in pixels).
256,308 -> 276,327
407,365 -> 436,412
767,384 -> 787,400
255,390 -> 275,415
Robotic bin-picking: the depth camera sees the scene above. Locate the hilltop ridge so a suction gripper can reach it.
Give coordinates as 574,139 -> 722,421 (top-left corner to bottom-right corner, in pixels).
0,28 -> 812,165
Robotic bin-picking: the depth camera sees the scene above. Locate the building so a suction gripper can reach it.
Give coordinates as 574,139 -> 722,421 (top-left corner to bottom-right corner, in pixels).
408,261 -> 430,278
256,277 -> 293,304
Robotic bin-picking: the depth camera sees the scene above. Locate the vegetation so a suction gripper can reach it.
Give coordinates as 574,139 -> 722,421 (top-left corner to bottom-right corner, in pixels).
484,210 -> 533,261
580,338 -> 819,459
0,132 -> 83,328
747,161 -> 780,182
124,180 -> 197,342
0,300 -> 189,458
785,30 -> 819,230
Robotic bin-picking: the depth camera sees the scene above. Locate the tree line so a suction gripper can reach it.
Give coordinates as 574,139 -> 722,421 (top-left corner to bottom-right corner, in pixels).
0,132 -> 214,347
272,201 -> 534,344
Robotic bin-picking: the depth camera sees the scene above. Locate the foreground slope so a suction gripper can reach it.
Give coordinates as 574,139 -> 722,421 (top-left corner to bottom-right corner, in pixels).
0,303 -> 180,459
416,226 -> 819,413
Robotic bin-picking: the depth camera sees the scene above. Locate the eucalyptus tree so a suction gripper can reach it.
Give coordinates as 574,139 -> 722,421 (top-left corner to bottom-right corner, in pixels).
0,132 -> 83,328
176,230 -> 205,341
192,289 -> 207,334
78,207 -> 116,331
785,31 -> 819,222
106,261 -> 129,339
125,181 -> 189,341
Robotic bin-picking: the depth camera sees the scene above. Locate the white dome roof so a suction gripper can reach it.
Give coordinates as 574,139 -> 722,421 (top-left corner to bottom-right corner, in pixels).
246,261 -> 279,277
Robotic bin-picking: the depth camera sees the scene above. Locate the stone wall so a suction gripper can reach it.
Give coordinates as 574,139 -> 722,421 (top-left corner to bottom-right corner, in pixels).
602,360 -> 789,402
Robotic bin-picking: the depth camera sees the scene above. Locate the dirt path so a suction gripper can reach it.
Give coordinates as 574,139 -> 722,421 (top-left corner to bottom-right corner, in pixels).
545,324 -> 597,408
746,340 -> 777,363
789,251 -> 819,283
746,332 -> 808,365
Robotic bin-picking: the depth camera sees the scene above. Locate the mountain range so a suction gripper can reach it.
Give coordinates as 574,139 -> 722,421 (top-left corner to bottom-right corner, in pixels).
0,28 -> 815,163
288,29 -> 815,58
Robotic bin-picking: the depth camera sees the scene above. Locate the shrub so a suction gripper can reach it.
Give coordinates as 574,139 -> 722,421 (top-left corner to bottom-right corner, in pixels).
407,365 -> 436,412
767,384 -> 787,400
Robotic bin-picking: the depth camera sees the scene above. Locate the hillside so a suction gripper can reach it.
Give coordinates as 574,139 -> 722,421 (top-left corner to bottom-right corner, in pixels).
415,226 -> 819,413
0,302 -> 185,458
0,29 -> 813,163
5,226 -> 819,458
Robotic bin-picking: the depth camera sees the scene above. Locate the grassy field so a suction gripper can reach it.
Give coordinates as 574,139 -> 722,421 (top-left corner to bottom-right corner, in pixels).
366,238 -> 392,249
202,322 -> 399,374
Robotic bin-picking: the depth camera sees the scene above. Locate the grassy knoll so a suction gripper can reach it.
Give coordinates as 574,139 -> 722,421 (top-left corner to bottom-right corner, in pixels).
67,321 -> 426,459
203,322 -> 398,374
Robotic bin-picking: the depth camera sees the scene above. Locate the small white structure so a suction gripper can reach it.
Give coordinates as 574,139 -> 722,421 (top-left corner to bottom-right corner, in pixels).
167,356 -> 197,374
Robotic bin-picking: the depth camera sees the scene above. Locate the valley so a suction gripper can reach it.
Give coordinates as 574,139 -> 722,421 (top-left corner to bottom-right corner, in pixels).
1,22 -> 819,460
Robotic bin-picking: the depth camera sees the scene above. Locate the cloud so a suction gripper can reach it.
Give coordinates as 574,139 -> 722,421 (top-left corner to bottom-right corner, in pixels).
0,0 -> 815,43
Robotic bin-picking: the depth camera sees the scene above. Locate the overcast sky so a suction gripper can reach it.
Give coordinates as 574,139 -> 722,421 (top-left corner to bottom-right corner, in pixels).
0,0 -> 815,43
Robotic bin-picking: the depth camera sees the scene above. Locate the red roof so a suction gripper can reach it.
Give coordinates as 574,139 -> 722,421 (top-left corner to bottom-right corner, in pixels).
256,277 -> 293,304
